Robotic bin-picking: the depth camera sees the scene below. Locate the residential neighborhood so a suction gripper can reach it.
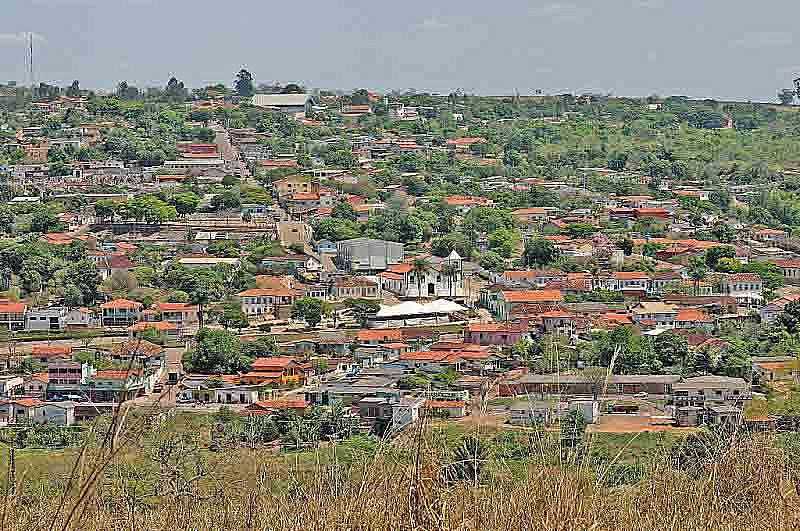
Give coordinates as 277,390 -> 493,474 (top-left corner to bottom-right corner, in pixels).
3,26 -> 800,527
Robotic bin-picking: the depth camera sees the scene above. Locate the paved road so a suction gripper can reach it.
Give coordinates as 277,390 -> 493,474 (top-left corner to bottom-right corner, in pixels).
212,123 -> 236,163
212,122 -> 250,179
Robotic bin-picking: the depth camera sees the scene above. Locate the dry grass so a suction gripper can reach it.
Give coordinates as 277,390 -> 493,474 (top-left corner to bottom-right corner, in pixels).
1,409 -> 799,531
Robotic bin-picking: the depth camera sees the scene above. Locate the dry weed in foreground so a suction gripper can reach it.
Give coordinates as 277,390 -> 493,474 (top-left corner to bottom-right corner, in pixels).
2,410 -> 800,530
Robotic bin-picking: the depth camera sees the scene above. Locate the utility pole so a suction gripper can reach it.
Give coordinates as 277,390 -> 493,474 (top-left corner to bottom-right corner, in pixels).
7,444 -> 15,497
28,32 -> 34,89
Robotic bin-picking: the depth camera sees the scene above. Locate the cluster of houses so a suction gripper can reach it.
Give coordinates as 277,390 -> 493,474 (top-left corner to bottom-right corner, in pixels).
0,338 -> 169,427
504,373 -> 752,428
5,87 -> 800,437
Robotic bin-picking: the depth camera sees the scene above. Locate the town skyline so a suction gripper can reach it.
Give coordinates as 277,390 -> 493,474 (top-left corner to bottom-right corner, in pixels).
3,0 -> 800,102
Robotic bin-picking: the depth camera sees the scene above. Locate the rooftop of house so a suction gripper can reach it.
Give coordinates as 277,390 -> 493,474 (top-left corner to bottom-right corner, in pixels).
251,357 -> 300,371
128,321 -> 177,332
501,290 -> 564,303
110,339 -> 163,358
100,298 -> 143,310
238,287 -> 299,298
357,329 -> 403,341
93,369 -> 141,381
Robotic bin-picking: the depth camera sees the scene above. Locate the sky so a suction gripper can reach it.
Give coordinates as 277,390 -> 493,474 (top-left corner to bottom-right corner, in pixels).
2,0 -> 800,101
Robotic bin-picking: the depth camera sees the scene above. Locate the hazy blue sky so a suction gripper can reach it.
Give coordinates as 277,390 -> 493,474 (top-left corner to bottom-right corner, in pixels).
2,0 -> 799,101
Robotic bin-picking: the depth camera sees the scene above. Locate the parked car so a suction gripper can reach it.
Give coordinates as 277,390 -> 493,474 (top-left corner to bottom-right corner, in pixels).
64,394 -> 87,402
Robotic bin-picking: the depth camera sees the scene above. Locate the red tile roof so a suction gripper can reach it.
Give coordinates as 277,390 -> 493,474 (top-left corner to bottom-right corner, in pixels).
424,400 -> 467,408
260,159 -> 298,168
503,269 -> 563,280
238,288 -> 298,297
446,137 -> 486,146
727,273 -> 761,282
128,321 -> 177,331
0,302 -> 26,313
251,357 -> 299,371
100,298 -> 143,310
443,195 -> 491,206
290,192 -> 320,201
111,339 -> 163,357
540,310 -> 574,318
400,351 -> 452,362
513,207 -> 548,215
155,302 -> 198,312
94,370 -> 140,380
2,398 -> 45,408
31,345 -> 72,356
676,309 -> 713,323
613,271 -> 649,280
357,329 -> 403,341
387,263 -> 413,274
467,322 -> 525,333
501,290 -> 563,303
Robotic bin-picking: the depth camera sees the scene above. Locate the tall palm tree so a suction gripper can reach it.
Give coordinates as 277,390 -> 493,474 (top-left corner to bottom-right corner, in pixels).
411,258 -> 431,300
441,262 -> 460,298
687,256 -> 708,296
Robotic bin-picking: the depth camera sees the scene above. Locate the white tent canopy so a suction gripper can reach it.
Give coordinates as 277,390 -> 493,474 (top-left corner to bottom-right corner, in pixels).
375,299 -> 467,318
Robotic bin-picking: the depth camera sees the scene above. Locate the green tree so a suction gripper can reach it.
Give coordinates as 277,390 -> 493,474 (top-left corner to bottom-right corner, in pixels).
778,300 -> 800,334
62,283 -> 83,308
479,251 -> 506,273
313,218 -> 361,241
430,233 -> 474,259
687,256 -> 708,295
65,80 -> 80,97
565,222 -> 596,238
344,298 -> 381,326
64,260 -> 101,304
654,332 -> 690,371
0,206 -> 14,234
619,237 -> 633,256
182,328 -> 253,374
17,357 -> 44,375
218,298 -> 249,330
235,69 -> 255,98
169,192 -> 201,217
291,297 -> 332,328
778,88 -> 795,105
331,201 -> 357,221
641,242 -> 663,258
523,238 -> 559,267
705,246 -> 736,270
94,199 -> 117,222
241,336 -> 280,358
710,223 -> 736,244
164,76 -> 188,102
487,227 -> 520,259
30,207 -> 65,234
443,435 -> 488,486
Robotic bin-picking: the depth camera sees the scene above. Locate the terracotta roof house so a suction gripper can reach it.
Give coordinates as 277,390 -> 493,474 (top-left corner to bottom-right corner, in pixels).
239,357 -> 305,386
674,309 -> 713,329
152,302 -> 199,328
490,290 -> 564,321
30,345 -> 72,363
357,328 -> 403,345
100,299 -> 143,327
0,301 -> 26,331
466,322 -> 527,346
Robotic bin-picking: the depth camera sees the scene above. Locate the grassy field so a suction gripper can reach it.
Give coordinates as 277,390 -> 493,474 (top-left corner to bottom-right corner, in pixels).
0,410 -> 795,530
